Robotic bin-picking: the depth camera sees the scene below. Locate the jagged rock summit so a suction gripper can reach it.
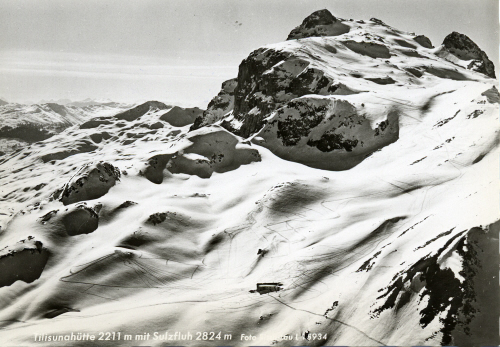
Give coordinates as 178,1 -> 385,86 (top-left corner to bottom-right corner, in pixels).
287,9 -> 350,40
439,31 -> 496,78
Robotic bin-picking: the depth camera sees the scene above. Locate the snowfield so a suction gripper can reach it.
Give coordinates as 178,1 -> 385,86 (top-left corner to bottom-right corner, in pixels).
0,10 -> 498,346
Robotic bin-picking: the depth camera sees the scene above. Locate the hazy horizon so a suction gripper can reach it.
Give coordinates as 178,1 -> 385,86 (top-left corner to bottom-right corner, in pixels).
1,0 -> 498,108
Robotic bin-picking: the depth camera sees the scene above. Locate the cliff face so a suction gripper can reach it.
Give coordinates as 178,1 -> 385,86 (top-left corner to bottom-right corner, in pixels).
191,78 -> 237,130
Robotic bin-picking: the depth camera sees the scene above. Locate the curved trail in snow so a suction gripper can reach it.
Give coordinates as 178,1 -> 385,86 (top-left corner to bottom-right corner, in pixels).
269,294 -> 387,346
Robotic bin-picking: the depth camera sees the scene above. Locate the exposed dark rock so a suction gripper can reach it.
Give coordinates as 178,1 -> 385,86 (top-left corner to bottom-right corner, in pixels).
191,79 -> 237,130
424,66 -> 468,81
34,183 -> 47,191
228,47 -> 356,138
147,212 -> 169,225
365,76 -> 396,85
342,40 -> 391,59
40,140 -> 98,163
44,103 -> 68,116
39,210 -> 58,223
62,204 -> 99,236
451,222 -> 500,346
60,162 -> 121,205
307,131 -> 359,152
44,307 -> 80,319
0,237 -> 49,287
481,86 -> 500,103
143,129 -> 260,182
114,101 -> 169,122
394,39 -> 417,49
89,132 -> 111,143
356,251 -> 381,272
148,122 -> 164,129
255,98 -> 399,171
160,106 -> 203,127
405,68 -> 423,78
466,110 -> 484,119
143,154 -> 174,184
287,9 -> 350,40
371,225 -> 498,345
301,9 -> 336,28
80,117 -> 113,129
231,48 -> 291,137
413,35 -> 433,48
370,18 -> 388,26
442,32 -> 495,78
167,130 -> 261,179
275,101 -> 326,146
116,201 -> 137,209
0,123 -> 56,143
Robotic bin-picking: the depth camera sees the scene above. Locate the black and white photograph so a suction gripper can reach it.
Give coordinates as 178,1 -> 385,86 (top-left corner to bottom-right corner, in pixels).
0,0 -> 498,346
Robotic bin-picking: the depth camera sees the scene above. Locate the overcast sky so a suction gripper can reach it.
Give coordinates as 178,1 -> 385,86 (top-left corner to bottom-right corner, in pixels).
0,0 -> 498,107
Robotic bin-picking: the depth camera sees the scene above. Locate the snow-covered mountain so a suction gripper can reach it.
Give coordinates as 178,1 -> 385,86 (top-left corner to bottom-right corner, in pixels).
66,98 -> 127,107
0,102 -> 133,154
0,9 -> 498,346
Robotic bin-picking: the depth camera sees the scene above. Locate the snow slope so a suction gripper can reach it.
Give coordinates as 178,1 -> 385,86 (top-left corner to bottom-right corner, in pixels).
0,9 -> 498,347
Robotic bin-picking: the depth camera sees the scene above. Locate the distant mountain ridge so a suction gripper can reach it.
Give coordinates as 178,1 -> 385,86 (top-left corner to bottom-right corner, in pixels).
0,101 -> 133,154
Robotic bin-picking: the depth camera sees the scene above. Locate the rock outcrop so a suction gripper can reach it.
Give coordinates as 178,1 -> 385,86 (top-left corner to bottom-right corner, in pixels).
59,162 -> 121,205
114,101 -> 170,121
0,237 -> 49,287
413,35 -> 433,48
287,9 -> 350,40
62,204 -> 99,236
191,79 -> 237,130
253,96 -> 399,170
160,106 -> 203,127
224,48 -> 355,138
143,127 -> 261,183
440,32 -> 495,78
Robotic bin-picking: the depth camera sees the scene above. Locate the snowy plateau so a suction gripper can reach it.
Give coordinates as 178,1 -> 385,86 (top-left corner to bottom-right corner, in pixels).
0,9 -> 499,346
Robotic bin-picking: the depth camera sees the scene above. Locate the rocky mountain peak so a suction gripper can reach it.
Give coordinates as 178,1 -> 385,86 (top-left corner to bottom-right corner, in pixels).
287,9 -> 350,40
443,32 -> 479,52
300,9 -> 337,28
441,31 -> 495,78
